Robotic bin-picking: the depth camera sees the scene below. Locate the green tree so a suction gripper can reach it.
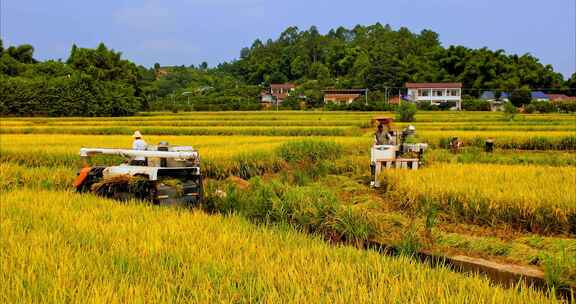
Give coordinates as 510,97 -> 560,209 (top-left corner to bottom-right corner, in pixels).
309,62 -> 330,83
281,95 -> 301,110
7,44 -> 36,63
510,86 -> 532,107
0,53 -> 25,76
66,43 -> 139,84
351,52 -> 370,86
566,73 -> 576,96
290,56 -> 308,79
268,71 -> 288,83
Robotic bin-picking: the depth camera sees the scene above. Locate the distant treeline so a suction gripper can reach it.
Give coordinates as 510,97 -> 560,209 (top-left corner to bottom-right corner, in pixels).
1,23 -> 575,116
222,24 -> 573,95
0,42 -> 144,116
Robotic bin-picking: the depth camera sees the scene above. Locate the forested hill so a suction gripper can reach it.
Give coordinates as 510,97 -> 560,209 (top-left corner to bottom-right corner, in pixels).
220,24 -> 567,94
1,23 -> 575,116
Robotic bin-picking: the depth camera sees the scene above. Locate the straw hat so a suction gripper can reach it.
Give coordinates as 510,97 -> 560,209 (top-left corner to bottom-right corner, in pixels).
133,130 -> 143,138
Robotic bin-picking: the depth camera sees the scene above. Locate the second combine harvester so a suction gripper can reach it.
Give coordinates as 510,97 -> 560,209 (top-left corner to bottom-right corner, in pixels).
370,117 -> 428,187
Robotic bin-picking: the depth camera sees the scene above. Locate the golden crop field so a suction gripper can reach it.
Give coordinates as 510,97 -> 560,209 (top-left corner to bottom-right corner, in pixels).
1,111 -> 575,301
1,190 -> 560,303
380,163 -> 576,234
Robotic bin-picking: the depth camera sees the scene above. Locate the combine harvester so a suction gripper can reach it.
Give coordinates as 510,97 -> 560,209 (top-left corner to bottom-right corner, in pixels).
74,142 -> 203,205
370,117 -> 428,187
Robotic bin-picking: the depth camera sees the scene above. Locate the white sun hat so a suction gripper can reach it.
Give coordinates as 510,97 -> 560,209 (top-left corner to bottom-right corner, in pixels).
133,130 -> 143,138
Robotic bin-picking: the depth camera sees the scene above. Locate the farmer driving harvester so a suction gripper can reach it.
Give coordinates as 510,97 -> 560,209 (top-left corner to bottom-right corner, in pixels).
131,130 -> 148,166
373,117 -> 394,145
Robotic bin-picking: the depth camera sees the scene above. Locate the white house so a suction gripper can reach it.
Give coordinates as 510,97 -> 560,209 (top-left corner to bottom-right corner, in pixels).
405,82 -> 463,110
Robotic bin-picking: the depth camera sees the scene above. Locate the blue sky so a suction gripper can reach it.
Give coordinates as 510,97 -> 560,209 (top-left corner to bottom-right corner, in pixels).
2,0 -> 575,78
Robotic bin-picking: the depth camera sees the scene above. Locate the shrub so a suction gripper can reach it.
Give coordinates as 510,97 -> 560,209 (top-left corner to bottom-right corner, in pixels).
202,179 -> 377,247
524,104 -> 536,114
397,226 -> 421,257
530,101 -> 555,113
437,101 -> 457,111
277,139 -> 342,163
280,185 -> 339,233
416,101 -> 439,111
462,99 -> 491,111
331,207 -> 376,247
553,100 -> 576,113
396,102 -> 417,122
502,102 -> 517,120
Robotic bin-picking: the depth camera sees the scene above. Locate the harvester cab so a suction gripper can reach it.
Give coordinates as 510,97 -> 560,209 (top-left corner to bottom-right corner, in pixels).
371,117 -> 428,187
74,143 -> 203,206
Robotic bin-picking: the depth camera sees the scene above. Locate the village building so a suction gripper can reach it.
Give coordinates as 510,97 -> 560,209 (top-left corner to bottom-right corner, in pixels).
388,95 -> 401,105
548,94 -> 576,102
531,91 -> 549,102
480,91 -> 510,111
405,82 -> 462,110
480,91 -> 510,102
323,89 -> 368,105
260,83 -> 296,107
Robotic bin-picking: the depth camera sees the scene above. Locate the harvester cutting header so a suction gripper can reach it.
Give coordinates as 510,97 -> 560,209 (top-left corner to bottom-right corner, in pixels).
370,117 -> 428,187
74,132 -> 203,206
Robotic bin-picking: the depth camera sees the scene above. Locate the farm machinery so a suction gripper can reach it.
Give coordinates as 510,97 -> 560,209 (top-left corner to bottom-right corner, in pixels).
74,142 -> 203,206
370,117 -> 428,187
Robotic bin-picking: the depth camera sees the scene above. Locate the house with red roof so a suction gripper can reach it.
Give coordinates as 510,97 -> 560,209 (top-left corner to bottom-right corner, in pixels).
261,83 -> 296,106
405,82 -> 463,110
548,94 -> 576,102
323,89 -> 368,104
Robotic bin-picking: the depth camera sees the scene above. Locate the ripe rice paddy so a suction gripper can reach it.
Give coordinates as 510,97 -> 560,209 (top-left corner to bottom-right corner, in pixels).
1,111 -> 575,301
1,190 -> 559,303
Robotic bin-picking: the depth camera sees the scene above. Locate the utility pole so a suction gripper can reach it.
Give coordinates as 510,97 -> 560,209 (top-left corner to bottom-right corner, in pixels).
385,87 -> 389,103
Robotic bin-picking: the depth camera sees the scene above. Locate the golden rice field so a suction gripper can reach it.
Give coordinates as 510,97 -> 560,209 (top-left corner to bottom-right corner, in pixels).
0,190 -> 560,303
380,163 -> 576,234
1,111 -> 575,301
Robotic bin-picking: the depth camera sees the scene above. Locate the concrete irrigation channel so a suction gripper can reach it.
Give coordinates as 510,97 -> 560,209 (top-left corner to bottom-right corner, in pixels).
365,241 -> 576,300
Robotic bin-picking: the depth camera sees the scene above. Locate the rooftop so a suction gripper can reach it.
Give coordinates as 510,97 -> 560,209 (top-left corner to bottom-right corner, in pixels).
270,83 -> 296,89
323,89 -> 367,94
405,82 -> 462,89
480,91 -> 510,100
531,91 -> 549,99
547,94 -> 576,101
324,93 -> 362,98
